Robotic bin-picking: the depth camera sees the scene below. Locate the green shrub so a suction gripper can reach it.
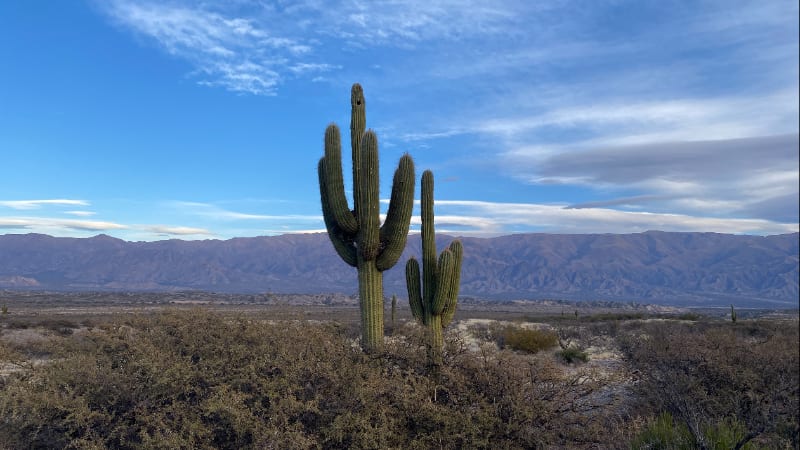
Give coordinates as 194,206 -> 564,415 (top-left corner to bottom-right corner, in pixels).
703,418 -> 758,450
557,347 -> 589,364
501,326 -> 558,354
631,412 -> 695,449
631,413 -> 762,450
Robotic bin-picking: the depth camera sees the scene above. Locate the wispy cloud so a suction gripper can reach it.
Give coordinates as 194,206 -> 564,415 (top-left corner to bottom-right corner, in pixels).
142,225 -> 212,236
0,217 -> 127,232
172,201 -> 320,222
506,134 -> 800,222
409,88 -> 798,146
423,200 -> 798,236
101,1 -> 328,95
0,216 -> 217,240
288,0 -> 526,44
0,199 -> 90,210
97,1 -> 554,95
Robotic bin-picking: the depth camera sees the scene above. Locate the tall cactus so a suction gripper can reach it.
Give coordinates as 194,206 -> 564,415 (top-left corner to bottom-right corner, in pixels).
318,83 -> 415,352
406,170 -> 463,365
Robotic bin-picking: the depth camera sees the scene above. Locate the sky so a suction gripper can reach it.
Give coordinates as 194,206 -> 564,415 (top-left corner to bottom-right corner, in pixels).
0,0 -> 798,241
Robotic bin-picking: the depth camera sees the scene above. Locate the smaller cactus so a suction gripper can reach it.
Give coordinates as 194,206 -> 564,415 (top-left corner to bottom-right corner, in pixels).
390,294 -> 397,333
406,170 -> 463,366
1,303 -> 7,316
730,304 -> 737,323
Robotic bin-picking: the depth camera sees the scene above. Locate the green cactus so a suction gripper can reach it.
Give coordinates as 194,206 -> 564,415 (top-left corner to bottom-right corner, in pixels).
730,304 -> 737,323
318,83 -> 415,352
406,170 -> 463,365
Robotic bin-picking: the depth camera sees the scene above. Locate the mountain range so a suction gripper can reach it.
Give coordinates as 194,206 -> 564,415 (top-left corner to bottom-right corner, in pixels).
0,231 -> 797,307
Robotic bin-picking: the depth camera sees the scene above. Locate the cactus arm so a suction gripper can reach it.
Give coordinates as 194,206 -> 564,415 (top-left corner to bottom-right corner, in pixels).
376,154 -> 415,271
406,258 -> 424,322
421,170 -> 437,307
319,158 -> 358,266
431,249 -> 456,315
350,84 -> 366,217
441,240 -> 463,327
357,131 -> 381,261
322,124 -> 358,234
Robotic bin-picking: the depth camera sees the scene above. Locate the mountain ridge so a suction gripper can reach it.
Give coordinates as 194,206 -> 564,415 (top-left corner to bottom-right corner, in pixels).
0,231 -> 797,307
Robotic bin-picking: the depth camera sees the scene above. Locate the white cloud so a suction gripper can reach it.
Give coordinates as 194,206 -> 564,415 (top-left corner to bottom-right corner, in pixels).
102,1 -> 324,95
0,217 -> 127,232
172,201 -> 320,222
293,0 -> 526,44
426,200 -> 798,236
506,133 -> 800,221
64,210 -> 97,217
97,1 -> 557,95
143,225 -> 212,236
0,199 -> 90,210
466,88 -> 798,145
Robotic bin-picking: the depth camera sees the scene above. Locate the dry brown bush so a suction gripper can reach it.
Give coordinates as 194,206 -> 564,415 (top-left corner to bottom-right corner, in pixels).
0,309 -> 623,449
619,319 -> 799,449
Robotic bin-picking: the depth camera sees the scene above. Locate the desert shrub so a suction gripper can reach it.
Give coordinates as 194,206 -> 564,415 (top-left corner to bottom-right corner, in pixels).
631,413 -> 761,450
5,319 -> 29,329
673,312 -> 700,321
557,347 -> 589,364
630,412 -> 695,449
619,320 -> 799,449
702,417 -> 760,450
500,326 -> 558,354
584,312 -> 647,322
38,318 -> 78,336
0,309 -> 620,449
465,321 -> 505,344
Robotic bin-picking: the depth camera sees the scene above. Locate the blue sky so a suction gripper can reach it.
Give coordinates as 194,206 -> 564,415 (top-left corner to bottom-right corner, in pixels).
0,0 -> 798,241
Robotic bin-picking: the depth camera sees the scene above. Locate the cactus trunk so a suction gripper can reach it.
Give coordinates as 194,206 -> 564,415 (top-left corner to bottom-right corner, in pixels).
358,256 -> 384,351
426,313 -> 444,365
318,83 -> 415,353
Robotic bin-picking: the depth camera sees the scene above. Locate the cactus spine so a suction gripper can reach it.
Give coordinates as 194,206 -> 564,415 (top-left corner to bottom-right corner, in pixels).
318,83 -> 415,352
406,170 -> 463,365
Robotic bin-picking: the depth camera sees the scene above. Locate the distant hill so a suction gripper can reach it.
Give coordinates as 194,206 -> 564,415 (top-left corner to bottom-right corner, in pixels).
0,231 -> 797,307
